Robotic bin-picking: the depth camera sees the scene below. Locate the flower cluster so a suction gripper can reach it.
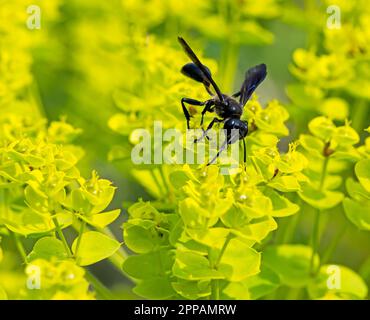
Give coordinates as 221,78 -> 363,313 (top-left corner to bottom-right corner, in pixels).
0,115 -> 122,299
286,0 -> 370,126
121,98 -> 314,299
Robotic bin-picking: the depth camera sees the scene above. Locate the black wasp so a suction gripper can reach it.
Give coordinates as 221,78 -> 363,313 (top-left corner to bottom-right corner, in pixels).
178,37 -> 267,165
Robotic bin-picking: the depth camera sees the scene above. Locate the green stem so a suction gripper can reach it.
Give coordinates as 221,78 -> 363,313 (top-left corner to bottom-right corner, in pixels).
304,0 -> 319,48
150,170 -> 165,198
282,198 -> 303,243
352,99 -> 368,132
215,236 -> 232,267
2,190 -> 27,264
285,287 -> 302,300
108,251 -> 128,276
74,220 -> 86,262
29,79 -> 46,118
218,0 -> 239,93
319,157 -> 329,190
211,280 -> 220,300
0,189 -> 6,219
53,217 -> 73,258
159,166 -> 172,200
210,235 -> 232,300
359,255 -> 370,282
220,41 -> 240,93
158,166 -> 175,203
310,209 -> 320,275
85,269 -> 115,300
321,224 -> 347,265
12,232 -> 28,264
310,156 -> 330,275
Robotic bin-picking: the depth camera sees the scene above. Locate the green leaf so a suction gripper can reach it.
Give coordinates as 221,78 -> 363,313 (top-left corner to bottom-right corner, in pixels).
323,174 -> 343,190
222,282 -> 251,300
28,237 -> 68,262
179,198 -> 215,228
123,220 -> 164,254
221,204 -> 249,229
172,280 -> 211,300
268,175 -> 301,192
264,189 -> 300,217
247,132 -> 278,147
345,178 -> 370,201
169,170 -> 190,189
24,184 -> 48,213
108,113 -> 134,135
222,205 -> 276,242
55,152 -> 79,172
321,98 -> 348,120
241,195 -> 273,219
346,79 -> 370,100
122,249 -> 174,280
185,228 -> 229,249
299,134 -> 324,158
173,250 -> 224,281
330,148 -> 360,162
277,151 -> 308,174
127,200 -> 161,221
72,231 -> 120,266
332,126 -> 359,146
218,238 -> 261,281
177,240 -> 209,256
4,207 -> 60,236
133,277 -> 175,299
343,198 -> 370,231
299,184 -> 344,210
308,265 -> 368,299
231,215 -> 277,243
242,265 -> 280,299
169,218 -> 184,246
81,209 -> 121,228
308,116 -> 335,140
250,156 -> 275,180
263,245 -> 320,288
355,159 -> 370,193
24,154 -> 46,167
71,189 -> 91,213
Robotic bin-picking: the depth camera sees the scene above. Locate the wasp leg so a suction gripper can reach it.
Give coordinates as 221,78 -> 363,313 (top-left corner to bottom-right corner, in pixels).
181,98 -> 205,130
232,91 -> 241,98
199,101 -> 215,141
200,100 -> 215,127
194,117 -> 223,143
243,138 -> 247,163
207,130 -> 239,166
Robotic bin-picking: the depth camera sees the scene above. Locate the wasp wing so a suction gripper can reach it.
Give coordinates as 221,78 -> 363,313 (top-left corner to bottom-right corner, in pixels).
178,37 -> 224,102
181,63 -> 214,95
239,64 -> 267,106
